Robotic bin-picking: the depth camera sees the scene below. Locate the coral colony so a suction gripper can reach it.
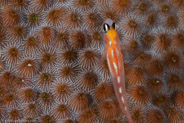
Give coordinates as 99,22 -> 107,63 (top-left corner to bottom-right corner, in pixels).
0,0 -> 184,123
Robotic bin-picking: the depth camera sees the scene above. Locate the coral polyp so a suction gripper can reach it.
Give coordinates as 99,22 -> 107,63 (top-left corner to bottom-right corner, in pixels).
55,27 -> 70,49
164,15 -> 178,29
134,1 -> 150,15
146,78 -> 163,93
140,33 -> 155,49
51,79 -> 72,102
70,30 -> 86,49
52,104 -> 70,119
73,0 -> 95,11
0,71 -> 15,86
8,109 -> 22,121
10,0 -> 27,9
38,92 -> 54,111
39,26 -> 56,46
127,67 -> 145,84
7,24 -> 27,42
83,10 -> 101,28
164,51 -> 181,69
0,84 -> 7,97
165,105 -> 183,122
134,51 -> 151,66
30,0 -> 52,10
3,93 -> 18,108
59,49 -> 78,65
120,14 -> 141,38
112,0 -> 131,14
1,41 -> 23,67
78,107 -> 99,123
145,109 -> 165,123
130,105 -> 145,123
90,29 -> 103,48
40,115 -> 54,123
39,47 -> 57,69
174,91 -> 184,108
172,32 -> 184,49
129,86 -> 150,104
78,48 -> 99,70
18,88 -> 36,103
172,0 -> 184,7
94,82 -> 113,102
25,8 -> 43,28
77,71 -> 99,91
17,58 -> 40,78
145,13 -> 157,27
45,4 -> 66,26
23,103 -> 40,118
59,64 -> 79,82
24,34 -> 41,54
12,77 -> 28,89
152,93 -> 169,108
1,6 -> 20,26
98,100 -> 119,120
153,33 -> 171,53
100,4 -> 119,22
167,73 -> 183,91
69,92 -> 89,112
159,4 -> 171,14
63,9 -> 83,29
146,59 -> 163,75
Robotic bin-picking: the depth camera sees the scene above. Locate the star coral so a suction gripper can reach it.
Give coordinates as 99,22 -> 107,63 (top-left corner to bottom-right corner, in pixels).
0,0 -> 184,122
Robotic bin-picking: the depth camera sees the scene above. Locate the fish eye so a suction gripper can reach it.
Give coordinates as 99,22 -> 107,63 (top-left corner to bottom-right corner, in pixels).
112,22 -> 116,29
103,23 -> 109,33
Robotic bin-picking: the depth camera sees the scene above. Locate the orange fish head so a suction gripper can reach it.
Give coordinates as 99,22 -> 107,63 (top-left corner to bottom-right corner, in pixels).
103,19 -> 117,44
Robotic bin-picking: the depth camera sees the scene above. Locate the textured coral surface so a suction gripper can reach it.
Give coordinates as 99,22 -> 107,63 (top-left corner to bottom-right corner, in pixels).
0,0 -> 184,123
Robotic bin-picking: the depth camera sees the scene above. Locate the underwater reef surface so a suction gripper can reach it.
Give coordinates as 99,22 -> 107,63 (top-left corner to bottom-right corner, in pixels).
0,0 -> 184,123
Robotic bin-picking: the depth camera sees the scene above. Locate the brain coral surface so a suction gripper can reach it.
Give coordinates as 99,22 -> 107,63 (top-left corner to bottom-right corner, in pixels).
0,0 -> 184,123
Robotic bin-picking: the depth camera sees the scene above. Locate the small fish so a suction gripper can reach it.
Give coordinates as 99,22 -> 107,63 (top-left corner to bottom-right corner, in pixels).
102,18 -> 134,123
